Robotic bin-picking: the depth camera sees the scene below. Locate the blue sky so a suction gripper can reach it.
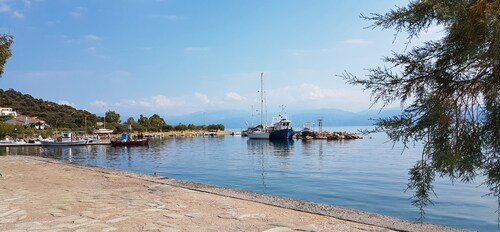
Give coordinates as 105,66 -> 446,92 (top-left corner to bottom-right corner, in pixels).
0,0 -> 442,118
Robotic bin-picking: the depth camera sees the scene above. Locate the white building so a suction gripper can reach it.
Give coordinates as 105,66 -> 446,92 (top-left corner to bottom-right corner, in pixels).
0,108 -> 17,117
5,115 -> 49,129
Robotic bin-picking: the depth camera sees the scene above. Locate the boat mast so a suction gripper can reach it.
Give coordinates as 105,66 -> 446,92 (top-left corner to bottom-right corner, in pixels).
260,72 -> 264,128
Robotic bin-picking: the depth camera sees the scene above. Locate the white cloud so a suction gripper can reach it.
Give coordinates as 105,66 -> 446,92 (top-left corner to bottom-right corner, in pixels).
151,14 -> 179,20
90,100 -> 108,108
70,6 -> 87,17
184,47 -> 209,52
20,71 -> 73,80
150,95 -> 180,108
225,92 -> 245,101
0,2 -> 11,12
343,39 -> 370,45
12,10 -> 23,18
194,92 -> 209,104
90,95 -> 183,112
419,25 -> 445,41
69,11 -> 81,17
109,70 -> 132,80
85,34 -> 101,42
285,48 -> 333,57
261,83 -> 378,112
286,49 -> 310,57
58,100 -> 75,107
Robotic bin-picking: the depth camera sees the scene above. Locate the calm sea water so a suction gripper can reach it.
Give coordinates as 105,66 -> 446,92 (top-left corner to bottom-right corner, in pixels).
0,127 -> 496,231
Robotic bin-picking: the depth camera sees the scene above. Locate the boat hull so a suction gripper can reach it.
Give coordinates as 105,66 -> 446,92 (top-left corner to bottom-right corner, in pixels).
41,140 -> 88,146
247,132 -> 270,139
110,139 -> 149,146
269,129 -> 294,140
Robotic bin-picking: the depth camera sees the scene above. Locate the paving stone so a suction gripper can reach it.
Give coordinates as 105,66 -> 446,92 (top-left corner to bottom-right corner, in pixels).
294,224 -> 318,232
80,211 -> 94,217
78,199 -> 96,203
263,227 -> 294,232
12,210 -> 26,217
58,205 -> 73,211
0,209 -> 18,218
73,217 -> 94,224
163,213 -> 185,219
0,218 -> 18,224
144,208 -> 165,212
87,212 -> 111,219
106,216 -> 129,223
53,214 -> 80,223
102,227 -> 118,232
143,223 -> 161,231
184,212 -> 204,218
217,214 -> 238,220
15,221 -> 44,229
26,225 -> 52,231
53,223 -> 73,228
238,213 -> 266,219
51,212 -> 66,217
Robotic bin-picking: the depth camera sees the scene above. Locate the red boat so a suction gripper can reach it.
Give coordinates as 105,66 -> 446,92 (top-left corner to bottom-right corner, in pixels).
111,134 -> 149,146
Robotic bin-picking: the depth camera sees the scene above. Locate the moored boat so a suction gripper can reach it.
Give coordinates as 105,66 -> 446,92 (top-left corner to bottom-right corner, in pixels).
41,132 -> 88,146
247,73 -> 294,140
269,114 -> 294,139
111,134 -> 148,146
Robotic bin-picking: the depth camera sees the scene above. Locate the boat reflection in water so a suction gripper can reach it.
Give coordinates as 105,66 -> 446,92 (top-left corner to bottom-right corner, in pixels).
246,139 -> 294,158
40,146 -> 92,162
246,139 -> 294,193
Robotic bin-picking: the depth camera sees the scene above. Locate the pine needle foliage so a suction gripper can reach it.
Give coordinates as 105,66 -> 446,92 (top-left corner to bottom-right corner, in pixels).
342,0 -> 499,222
0,34 -> 13,78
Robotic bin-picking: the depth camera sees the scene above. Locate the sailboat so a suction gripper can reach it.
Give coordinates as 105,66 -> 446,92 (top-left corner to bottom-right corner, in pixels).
93,114 -> 114,134
247,73 -> 271,139
247,73 -> 294,140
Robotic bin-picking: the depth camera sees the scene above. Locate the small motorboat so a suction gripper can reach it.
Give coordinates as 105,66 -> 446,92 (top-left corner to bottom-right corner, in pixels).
111,134 -> 148,146
41,132 -> 88,146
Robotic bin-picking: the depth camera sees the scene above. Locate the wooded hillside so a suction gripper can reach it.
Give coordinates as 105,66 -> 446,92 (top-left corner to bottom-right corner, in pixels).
0,89 -> 98,129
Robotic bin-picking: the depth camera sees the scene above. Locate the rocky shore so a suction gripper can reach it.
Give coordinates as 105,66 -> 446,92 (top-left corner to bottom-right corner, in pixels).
0,155 -> 465,232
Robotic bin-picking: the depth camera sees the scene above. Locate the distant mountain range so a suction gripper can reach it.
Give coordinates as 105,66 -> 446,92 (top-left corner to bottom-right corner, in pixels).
166,108 -> 402,129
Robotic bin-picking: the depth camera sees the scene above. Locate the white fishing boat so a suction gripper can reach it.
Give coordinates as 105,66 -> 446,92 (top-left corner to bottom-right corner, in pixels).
41,132 -> 88,146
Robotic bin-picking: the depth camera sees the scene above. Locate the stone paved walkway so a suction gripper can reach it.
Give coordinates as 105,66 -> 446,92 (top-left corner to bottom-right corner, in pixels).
0,156 -> 463,232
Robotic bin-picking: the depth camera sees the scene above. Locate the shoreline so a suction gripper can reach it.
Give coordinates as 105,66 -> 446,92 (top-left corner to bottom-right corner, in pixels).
0,155 -> 466,232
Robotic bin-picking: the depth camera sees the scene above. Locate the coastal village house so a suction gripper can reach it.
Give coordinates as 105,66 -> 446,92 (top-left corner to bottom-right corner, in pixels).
5,115 -> 49,129
0,108 -> 17,117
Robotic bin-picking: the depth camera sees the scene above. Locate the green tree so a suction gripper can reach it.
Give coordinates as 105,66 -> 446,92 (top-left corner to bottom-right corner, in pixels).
126,117 -> 135,125
342,0 -> 500,219
149,114 -> 166,132
105,110 -> 121,124
174,123 -> 187,131
0,34 -> 13,78
343,1 -> 499,220
138,114 -> 150,131
207,124 -> 224,131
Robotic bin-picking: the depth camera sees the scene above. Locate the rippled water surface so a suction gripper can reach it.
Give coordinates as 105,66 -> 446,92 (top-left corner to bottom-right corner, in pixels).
1,127 -> 496,231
